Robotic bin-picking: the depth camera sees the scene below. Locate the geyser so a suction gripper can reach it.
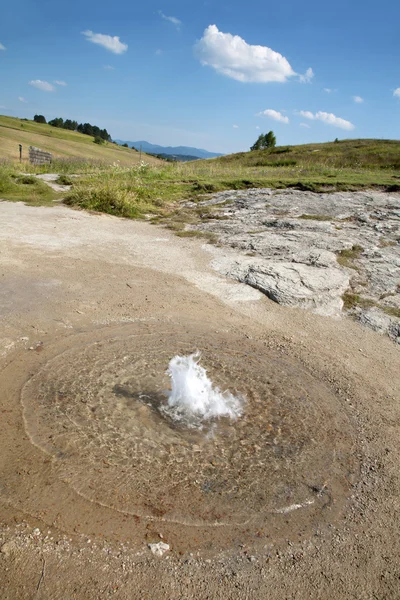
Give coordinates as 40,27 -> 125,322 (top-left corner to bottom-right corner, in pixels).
18,322 -> 359,550
164,352 -> 244,425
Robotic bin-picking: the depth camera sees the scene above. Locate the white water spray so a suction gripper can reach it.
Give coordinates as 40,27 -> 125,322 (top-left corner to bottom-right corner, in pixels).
164,352 -> 244,425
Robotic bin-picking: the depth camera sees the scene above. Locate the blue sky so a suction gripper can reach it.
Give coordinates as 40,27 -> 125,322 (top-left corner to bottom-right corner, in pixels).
1,0 -> 399,153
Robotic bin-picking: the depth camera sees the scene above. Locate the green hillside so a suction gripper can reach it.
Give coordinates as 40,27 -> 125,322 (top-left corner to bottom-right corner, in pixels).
0,115 -> 162,166
213,138 -> 400,170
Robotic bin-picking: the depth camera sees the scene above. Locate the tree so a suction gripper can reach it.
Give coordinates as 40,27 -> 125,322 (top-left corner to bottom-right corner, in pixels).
48,117 -> 64,128
250,134 -> 264,151
63,119 -> 78,131
81,123 -> 94,136
250,130 -> 276,151
100,128 -> 111,141
264,130 -> 276,148
33,114 -> 46,124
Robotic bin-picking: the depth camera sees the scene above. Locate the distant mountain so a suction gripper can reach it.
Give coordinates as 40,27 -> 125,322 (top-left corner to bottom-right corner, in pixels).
114,140 -> 223,159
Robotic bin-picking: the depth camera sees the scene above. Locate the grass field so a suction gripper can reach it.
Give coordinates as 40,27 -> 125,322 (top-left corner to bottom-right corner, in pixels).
1,113 -> 399,218
0,115 -> 161,167
215,138 -> 400,170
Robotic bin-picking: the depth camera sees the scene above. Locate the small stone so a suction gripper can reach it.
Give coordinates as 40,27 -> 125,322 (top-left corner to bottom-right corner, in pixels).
32,528 -> 40,536
148,542 -> 170,557
1,542 -> 17,557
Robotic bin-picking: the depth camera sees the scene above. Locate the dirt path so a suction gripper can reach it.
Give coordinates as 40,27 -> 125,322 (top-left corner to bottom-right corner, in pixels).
0,201 -> 399,599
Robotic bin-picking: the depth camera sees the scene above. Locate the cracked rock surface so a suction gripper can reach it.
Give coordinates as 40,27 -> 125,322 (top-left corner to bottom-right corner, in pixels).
188,188 -> 400,342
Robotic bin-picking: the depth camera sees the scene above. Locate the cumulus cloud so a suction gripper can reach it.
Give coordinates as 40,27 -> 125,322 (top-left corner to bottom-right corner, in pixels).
194,25 -> 306,83
299,67 -> 314,83
18,97 -> 28,103
159,11 -> 182,30
54,80 -> 67,86
393,88 -> 400,98
0,43 -> 6,50
298,110 -> 354,130
82,30 -> 128,54
353,95 -> 363,103
300,122 -> 310,128
258,108 -> 289,124
29,80 -> 54,92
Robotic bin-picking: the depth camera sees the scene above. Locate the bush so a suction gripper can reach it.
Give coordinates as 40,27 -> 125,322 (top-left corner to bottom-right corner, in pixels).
56,174 -> 74,186
94,136 -> 105,145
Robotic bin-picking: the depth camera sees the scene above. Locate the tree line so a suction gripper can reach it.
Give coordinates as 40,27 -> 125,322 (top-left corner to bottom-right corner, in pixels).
33,114 -> 111,142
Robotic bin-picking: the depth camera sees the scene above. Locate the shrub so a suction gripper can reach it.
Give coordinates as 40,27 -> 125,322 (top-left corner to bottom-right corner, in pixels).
94,136 -> 105,145
64,183 -> 142,218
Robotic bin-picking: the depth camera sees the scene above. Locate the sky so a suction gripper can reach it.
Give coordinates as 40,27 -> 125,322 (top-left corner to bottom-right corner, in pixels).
1,0 -> 399,154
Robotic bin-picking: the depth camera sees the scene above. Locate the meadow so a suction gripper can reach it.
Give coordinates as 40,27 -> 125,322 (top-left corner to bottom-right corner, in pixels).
1,114 -> 399,216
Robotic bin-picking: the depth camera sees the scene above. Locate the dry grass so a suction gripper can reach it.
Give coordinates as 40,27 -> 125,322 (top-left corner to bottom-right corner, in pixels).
336,245 -> 364,269
0,115 -> 162,167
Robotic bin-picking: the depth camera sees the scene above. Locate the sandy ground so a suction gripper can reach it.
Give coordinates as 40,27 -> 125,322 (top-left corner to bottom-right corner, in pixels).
0,201 -> 399,599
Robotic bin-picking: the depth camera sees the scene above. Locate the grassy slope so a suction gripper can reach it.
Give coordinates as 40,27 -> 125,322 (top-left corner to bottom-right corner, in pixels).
215,139 -> 400,169
195,138 -> 400,191
0,115 -> 162,166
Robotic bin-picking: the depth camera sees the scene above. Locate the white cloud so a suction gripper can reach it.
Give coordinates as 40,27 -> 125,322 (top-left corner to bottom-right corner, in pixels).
0,105 -> 6,109
353,95 -> 363,103
324,88 -> 332,93
258,108 -> 289,124
298,110 -> 354,130
82,30 -> 128,54
18,96 -> 28,103
0,43 -> 6,50
104,65 -> 115,70
155,49 -> 163,56
159,11 -> 182,30
233,124 -> 239,128
299,67 -> 314,83
194,25 -> 307,83
300,122 -> 310,128
29,80 -> 55,92
256,126 -> 260,129
54,80 -> 67,86
393,88 -> 400,98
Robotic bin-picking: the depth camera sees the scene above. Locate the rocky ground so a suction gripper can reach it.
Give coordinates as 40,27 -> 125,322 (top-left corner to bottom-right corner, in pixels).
0,199 -> 399,599
187,188 -> 400,342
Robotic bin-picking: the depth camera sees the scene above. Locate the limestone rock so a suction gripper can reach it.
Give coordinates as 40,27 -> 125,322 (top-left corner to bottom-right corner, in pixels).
225,259 -> 349,317
148,542 -> 170,557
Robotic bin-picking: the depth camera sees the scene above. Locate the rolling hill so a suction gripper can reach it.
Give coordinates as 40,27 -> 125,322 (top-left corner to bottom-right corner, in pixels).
211,138 -> 400,170
0,115 -> 162,166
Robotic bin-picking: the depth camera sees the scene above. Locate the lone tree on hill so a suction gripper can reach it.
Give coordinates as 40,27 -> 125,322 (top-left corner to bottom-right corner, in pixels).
33,114 -> 46,124
250,130 -> 277,151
